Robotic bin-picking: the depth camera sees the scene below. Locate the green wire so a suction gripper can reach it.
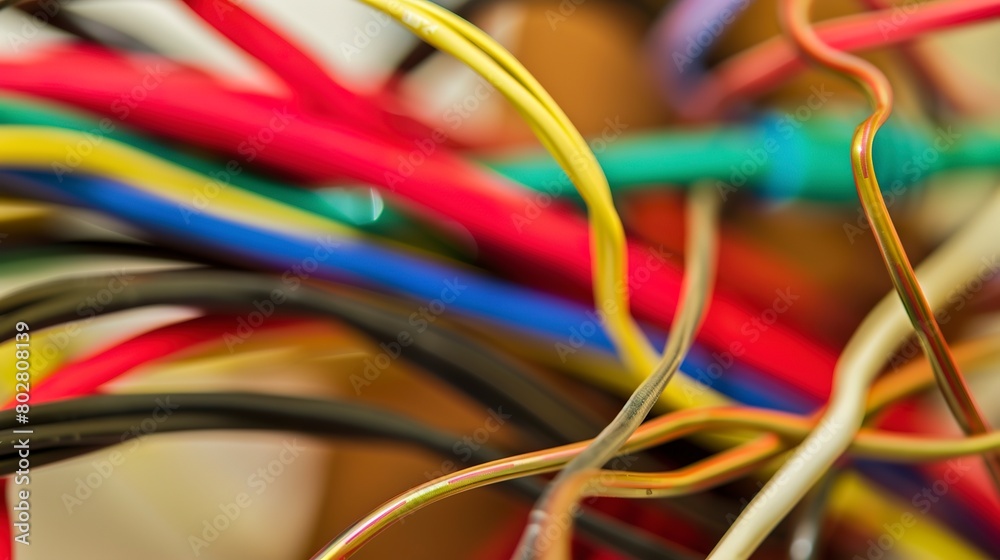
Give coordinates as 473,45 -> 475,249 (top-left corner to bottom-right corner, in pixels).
483,113 -> 1000,202
5,94 -> 999,209
0,94 -> 469,258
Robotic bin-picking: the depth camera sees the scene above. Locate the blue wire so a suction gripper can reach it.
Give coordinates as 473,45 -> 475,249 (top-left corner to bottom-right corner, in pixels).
16,171 -> 996,554
6,168 -> 798,409
855,461 -> 999,557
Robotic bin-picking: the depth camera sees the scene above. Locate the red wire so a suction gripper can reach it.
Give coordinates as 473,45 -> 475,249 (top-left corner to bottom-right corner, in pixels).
0,316 -> 306,558
876,398 -> 1000,553
180,0 -> 428,141
0,45 -> 840,399
683,0 -> 1000,119
3,319 -> 260,408
620,192 -> 856,346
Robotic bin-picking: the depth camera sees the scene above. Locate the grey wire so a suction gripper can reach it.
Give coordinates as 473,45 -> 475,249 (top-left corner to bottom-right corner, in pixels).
513,183 -> 721,559
789,470 -> 837,560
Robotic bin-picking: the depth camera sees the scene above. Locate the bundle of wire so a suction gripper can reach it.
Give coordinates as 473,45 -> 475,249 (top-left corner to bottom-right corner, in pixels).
1,0 -> 999,558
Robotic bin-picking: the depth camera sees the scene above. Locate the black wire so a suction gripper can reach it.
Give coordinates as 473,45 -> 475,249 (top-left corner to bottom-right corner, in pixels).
4,240 -> 238,269
0,258 -> 735,506
0,268 -> 608,447
0,392 -> 699,560
0,268 -> 731,554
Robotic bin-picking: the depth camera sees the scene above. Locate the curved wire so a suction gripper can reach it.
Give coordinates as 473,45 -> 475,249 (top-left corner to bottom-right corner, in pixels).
513,183 -> 719,558
706,1 -> 1000,544
683,0 -> 1000,119
314,327 -> 1000,558
0,126 -> 358,241
356,0 -> 658,376
782,0 -> 1000,492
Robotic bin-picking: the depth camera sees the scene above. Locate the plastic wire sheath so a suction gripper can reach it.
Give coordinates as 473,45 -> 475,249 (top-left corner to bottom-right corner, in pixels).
707,189 -> 1000,556
182,0 -> 432,140
784,0 -> 1000,510
0,96 -> 430,238
1,66 -> 976,560
16,1 -> 158,53
483,116 -> 1000,202
0,3 -> 988,556
780,0 -> 998,468
316,350 -> 1000,559
359,0 -> 656,378
0,127 -> 362,242
7,272 -> 996,556
0,46 -> 840,398
683,0 -> 1000,119
0,269 -> 606,447
787,472 -> 836,560
3,170 -> 788,412
0,240 -> 780,421
648,0 -> 751,104
514,184 -> 719,559
705,2 -> 1000,555
11,92 -> 1000,206
0,392 -> 694,560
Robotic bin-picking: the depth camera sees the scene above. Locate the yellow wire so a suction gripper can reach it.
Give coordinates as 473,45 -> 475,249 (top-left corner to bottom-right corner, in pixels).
0,126 -> 358,241
315,336 -> 1000,557
357,0 -> 655,377
829,473 -> 991,560
708,3 -> 1000,557
519,183 -> 719,558
783,0 -> 1000,483
301,2 -> 998,558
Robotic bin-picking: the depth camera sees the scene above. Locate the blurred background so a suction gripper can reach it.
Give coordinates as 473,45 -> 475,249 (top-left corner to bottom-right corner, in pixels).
1,1 -> 1000,559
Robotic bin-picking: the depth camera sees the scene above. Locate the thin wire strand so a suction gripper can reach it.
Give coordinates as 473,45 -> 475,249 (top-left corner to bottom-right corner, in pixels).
513,183 -> 719,559
784,0 -> 1000,494
314,328 -> 1000,557
706,3 -> 1000,556
708,98 -> 1000,560
354,0 -> 658,378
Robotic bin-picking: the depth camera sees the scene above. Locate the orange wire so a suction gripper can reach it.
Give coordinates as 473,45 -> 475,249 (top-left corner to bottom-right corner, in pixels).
318,334 -> 1000,557
859,0 -> 970,114
684,0 -> 1000,119
780,0 -> 1000,491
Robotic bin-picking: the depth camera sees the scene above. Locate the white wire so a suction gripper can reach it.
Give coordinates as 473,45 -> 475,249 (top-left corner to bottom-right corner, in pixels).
708,189 -> 1000,559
